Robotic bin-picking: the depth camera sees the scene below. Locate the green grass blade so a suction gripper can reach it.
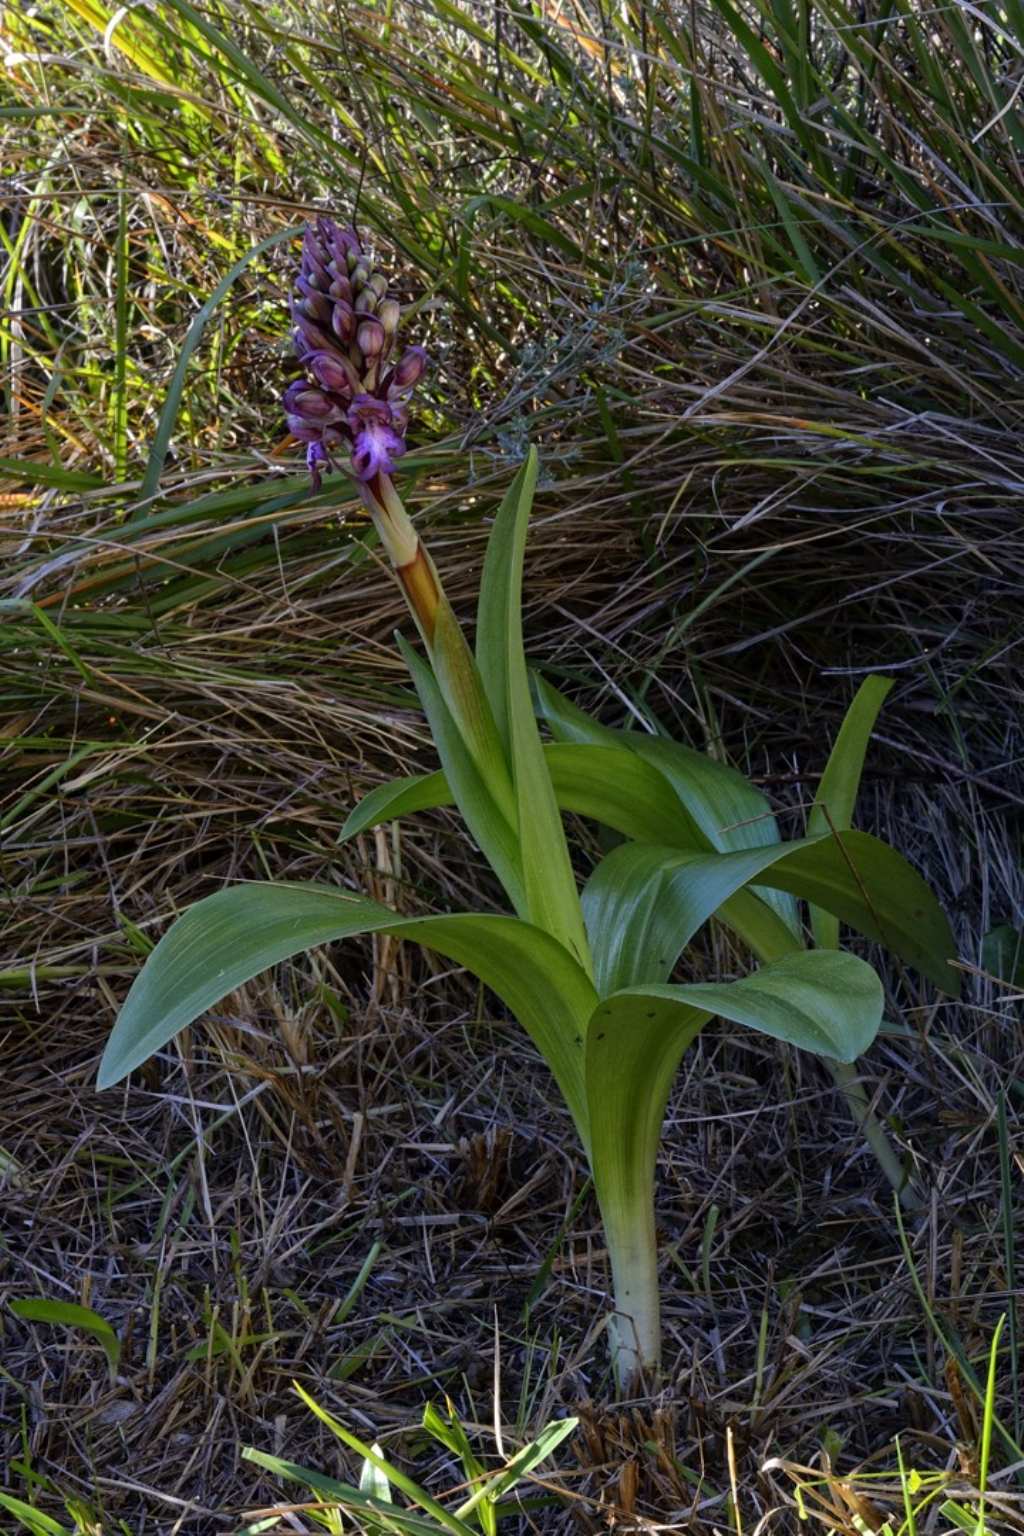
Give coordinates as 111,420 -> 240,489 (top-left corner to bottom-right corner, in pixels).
292,1383 -> 474,1535
454,1417 -> 578,1520
241,1449 -> 444,1536
9,1299 -> 121,1380
0,1492 -> 71,1536
141,225 -> 295,501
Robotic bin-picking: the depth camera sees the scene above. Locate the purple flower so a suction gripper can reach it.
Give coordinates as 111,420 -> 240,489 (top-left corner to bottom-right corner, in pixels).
348,395 -> 407,480
283,216 -> 427,488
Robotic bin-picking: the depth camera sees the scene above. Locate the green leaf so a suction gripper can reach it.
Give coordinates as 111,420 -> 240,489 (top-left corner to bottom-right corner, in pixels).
9,1299 -> 121,1379
0,1493 -> 70,1536
938,1501 -> 981,1535
454,1417 -> 579,1520
582,831 -> 958,996
534,675 -> 801,938
475,454 -> 590,969
359,1442 -> 394,1507
758,155 -> 821,283
340,743 -> 705,848
982,925 -> 1024,986
605,950 -> 884,1062
423,1406 -> 494,1536
428,594 -> 517,830
293,1381 -> 476,1536
397,634 -> 525,917
807,675 -> 893,948
97,882 -> 596,1143
241,1449 -> 446,1536
338,769 -> 449,843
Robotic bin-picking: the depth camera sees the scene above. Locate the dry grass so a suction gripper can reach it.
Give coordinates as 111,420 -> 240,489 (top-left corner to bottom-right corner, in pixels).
2,0 -> 1024,1528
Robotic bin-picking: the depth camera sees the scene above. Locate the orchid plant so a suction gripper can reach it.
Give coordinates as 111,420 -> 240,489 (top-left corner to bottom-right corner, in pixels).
99,220 -> 957,1387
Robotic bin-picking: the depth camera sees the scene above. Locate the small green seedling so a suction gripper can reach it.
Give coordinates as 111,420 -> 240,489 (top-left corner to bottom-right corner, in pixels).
240,1382 -> 577,1534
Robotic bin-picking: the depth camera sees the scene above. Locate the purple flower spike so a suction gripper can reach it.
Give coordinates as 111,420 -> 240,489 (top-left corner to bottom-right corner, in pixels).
283,216 -> 427,489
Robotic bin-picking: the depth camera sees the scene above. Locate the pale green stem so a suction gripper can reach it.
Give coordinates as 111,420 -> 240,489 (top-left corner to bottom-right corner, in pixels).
599,1178 -> 661,1390
830,1058 -> 923,1211
723,903 -> 924,1211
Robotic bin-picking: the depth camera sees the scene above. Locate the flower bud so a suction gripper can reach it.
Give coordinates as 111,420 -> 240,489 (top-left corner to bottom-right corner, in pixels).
321,220 -> 360,266
291,307 -> 335,357
306,349 -> 359,395
378,298 -> 400,339
287,414 -> 325,443
392,345 -> 427,390
284,380 -> 343,421
330,300 -> 354,344
368,272 -> 388,300
353,288 -> 377,315
356,315 -> 385,359
297,277 -> 332,324
301,231 -> 330,286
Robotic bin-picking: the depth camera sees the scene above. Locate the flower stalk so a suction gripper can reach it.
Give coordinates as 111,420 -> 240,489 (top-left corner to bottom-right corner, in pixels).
286,216 -> 517,831
356,473 -> 441,644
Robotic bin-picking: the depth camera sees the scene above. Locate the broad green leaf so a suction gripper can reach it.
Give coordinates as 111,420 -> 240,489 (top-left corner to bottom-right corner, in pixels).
339,768 -> 450,843
595,950 -> 883,1065
583,839 -> 810,995
534,675 -> 801,938
97,882 -> 596,1141
808,675 -> 893,948
9,1299 -> 121,1379
533,672 -> 622,750
475,454 -> 590,969
398,634 -> 525,917
583,832 -> 957,996
338,743 -> 705,848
